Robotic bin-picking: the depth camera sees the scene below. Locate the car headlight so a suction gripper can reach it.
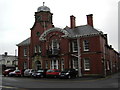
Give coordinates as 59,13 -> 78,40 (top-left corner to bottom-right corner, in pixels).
37,73 -> 41,75
66,73 -> 69,75
59,73 -> 61,75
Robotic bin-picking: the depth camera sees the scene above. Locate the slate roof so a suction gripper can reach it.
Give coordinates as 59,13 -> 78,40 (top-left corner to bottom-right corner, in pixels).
64,25 -> 103,38
17,25 -> 103,46
17,38 -> 30,46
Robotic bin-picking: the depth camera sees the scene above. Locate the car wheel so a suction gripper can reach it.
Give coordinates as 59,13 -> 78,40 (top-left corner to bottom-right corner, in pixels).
41,75 -> 44,78
75,74 -> 78,78
68,75 -> 71,79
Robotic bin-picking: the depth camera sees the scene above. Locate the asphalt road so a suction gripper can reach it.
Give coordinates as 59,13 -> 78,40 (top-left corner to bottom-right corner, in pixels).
1,73 -> 119,90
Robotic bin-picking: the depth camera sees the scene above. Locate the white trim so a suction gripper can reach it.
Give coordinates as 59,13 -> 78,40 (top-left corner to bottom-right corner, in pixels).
34,46 -> 37,53
72,58 -> 78,69
84,58 -> 90,71
38,46 -> 41,53
61,59 -> 64,71
107,61 -> 110,70
51,60 -> 58,69
39,27 -> 69,41
24,48 -> 27,56
83,40 -> 89,51
72,40 -> 78,52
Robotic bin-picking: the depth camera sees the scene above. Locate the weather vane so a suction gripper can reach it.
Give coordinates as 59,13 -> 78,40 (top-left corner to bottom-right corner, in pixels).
43,2 -> 45,6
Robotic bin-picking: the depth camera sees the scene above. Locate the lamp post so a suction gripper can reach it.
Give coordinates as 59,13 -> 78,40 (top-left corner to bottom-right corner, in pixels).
77,38 -> 82,77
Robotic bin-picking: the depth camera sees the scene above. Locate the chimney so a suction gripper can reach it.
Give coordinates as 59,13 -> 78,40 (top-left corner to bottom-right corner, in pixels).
86,14 -> 93,27
70,15 -> 76,29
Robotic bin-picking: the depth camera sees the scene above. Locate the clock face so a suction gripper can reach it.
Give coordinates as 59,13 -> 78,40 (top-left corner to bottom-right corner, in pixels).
37,16 -> 41,22
36,15 -> 42,22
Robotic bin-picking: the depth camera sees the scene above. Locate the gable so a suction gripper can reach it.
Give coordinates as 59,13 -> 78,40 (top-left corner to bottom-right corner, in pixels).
39,27 -> 69,41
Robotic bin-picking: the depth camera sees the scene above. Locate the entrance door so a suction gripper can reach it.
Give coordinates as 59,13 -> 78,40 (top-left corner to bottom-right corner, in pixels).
35,61 -> 41,70
51,60 -> 58,69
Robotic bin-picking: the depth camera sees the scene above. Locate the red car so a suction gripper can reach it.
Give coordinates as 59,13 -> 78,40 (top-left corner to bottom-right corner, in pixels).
8,70 -> 22,77
46,69 -> 61,78
3,69 -> 14,76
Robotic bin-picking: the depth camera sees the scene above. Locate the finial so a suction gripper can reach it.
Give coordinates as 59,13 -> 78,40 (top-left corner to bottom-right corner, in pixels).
43,2 -> 45,6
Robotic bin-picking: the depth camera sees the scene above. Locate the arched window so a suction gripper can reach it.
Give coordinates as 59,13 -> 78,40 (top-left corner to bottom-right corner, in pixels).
51,39 -> 59,50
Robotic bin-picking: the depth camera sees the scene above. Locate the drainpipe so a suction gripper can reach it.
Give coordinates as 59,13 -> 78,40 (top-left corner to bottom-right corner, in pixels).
103,44 -> 106,77
77,38 -> 82,77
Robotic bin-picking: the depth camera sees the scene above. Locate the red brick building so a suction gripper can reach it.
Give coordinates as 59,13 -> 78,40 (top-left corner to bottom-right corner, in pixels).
17,4 -> 120,77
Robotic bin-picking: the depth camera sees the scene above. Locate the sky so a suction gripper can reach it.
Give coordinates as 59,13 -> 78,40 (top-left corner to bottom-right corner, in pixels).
0,0 -> 119,55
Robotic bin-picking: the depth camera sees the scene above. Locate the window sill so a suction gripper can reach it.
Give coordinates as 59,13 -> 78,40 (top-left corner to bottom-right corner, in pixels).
84,70 -> 90,71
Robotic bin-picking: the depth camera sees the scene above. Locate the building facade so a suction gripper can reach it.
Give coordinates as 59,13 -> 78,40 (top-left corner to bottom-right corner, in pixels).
0,52 -> 18,71
17,4 -> 120,77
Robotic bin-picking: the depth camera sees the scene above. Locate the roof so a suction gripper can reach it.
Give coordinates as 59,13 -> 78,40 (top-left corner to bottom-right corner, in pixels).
64,25 -> 103,38
37,6 -> 50,12
18,25 -> 103,44
17,38 -> 30,46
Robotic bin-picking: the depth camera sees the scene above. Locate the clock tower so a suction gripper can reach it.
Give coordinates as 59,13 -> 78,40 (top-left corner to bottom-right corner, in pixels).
30,3 -> 54,69
34,3 -> 53,31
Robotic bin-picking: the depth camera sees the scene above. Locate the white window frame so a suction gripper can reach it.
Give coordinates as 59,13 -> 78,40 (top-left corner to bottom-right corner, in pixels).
83,40 -> 89,51
61,59 -> 64,71
51,60 -> 58,69
72,40 -> 78,52
34,46 -> 37,53
45,60 -> 48,69
72,58 -> 78,70
84,58 -> 90,71
24,48 -> 27,56
23,61 -> 27,69
51,39 -> 59,50
107,61 -> 110,70
38,46 -> 41,53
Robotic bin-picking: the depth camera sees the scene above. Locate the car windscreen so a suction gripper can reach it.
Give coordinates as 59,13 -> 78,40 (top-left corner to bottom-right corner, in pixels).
47,70 -> 54,72
37,70 -> 44,72
62,69 -> 71,73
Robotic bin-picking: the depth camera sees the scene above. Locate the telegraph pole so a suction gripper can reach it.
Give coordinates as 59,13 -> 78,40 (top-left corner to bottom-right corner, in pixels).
77,38 -> 82,77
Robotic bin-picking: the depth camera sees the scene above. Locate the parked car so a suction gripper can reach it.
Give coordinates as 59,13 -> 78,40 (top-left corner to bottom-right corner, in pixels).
46,69 -> 61,78
32,69 -> 47,78
59,69 -> 78,79
8,70 -> 22,77
3,69 -> 14,76
24,69 -> 35,77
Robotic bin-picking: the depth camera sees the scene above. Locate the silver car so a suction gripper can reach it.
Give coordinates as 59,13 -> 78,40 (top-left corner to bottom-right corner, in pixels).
24,69 -> 34,77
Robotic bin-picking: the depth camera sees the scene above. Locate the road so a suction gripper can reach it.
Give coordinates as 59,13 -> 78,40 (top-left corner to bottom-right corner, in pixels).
1,73 -> 119,90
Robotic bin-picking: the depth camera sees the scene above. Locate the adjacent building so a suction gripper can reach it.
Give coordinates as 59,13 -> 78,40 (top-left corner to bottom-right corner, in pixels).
17,4 -> 120,77
0,52 -> 18,71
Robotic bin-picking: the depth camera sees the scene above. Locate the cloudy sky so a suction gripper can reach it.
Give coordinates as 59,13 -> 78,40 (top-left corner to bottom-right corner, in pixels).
0,0 -> 119,55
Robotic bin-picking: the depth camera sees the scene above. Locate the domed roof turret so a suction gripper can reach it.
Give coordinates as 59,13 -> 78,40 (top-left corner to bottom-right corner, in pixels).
37,2 -> 50,12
